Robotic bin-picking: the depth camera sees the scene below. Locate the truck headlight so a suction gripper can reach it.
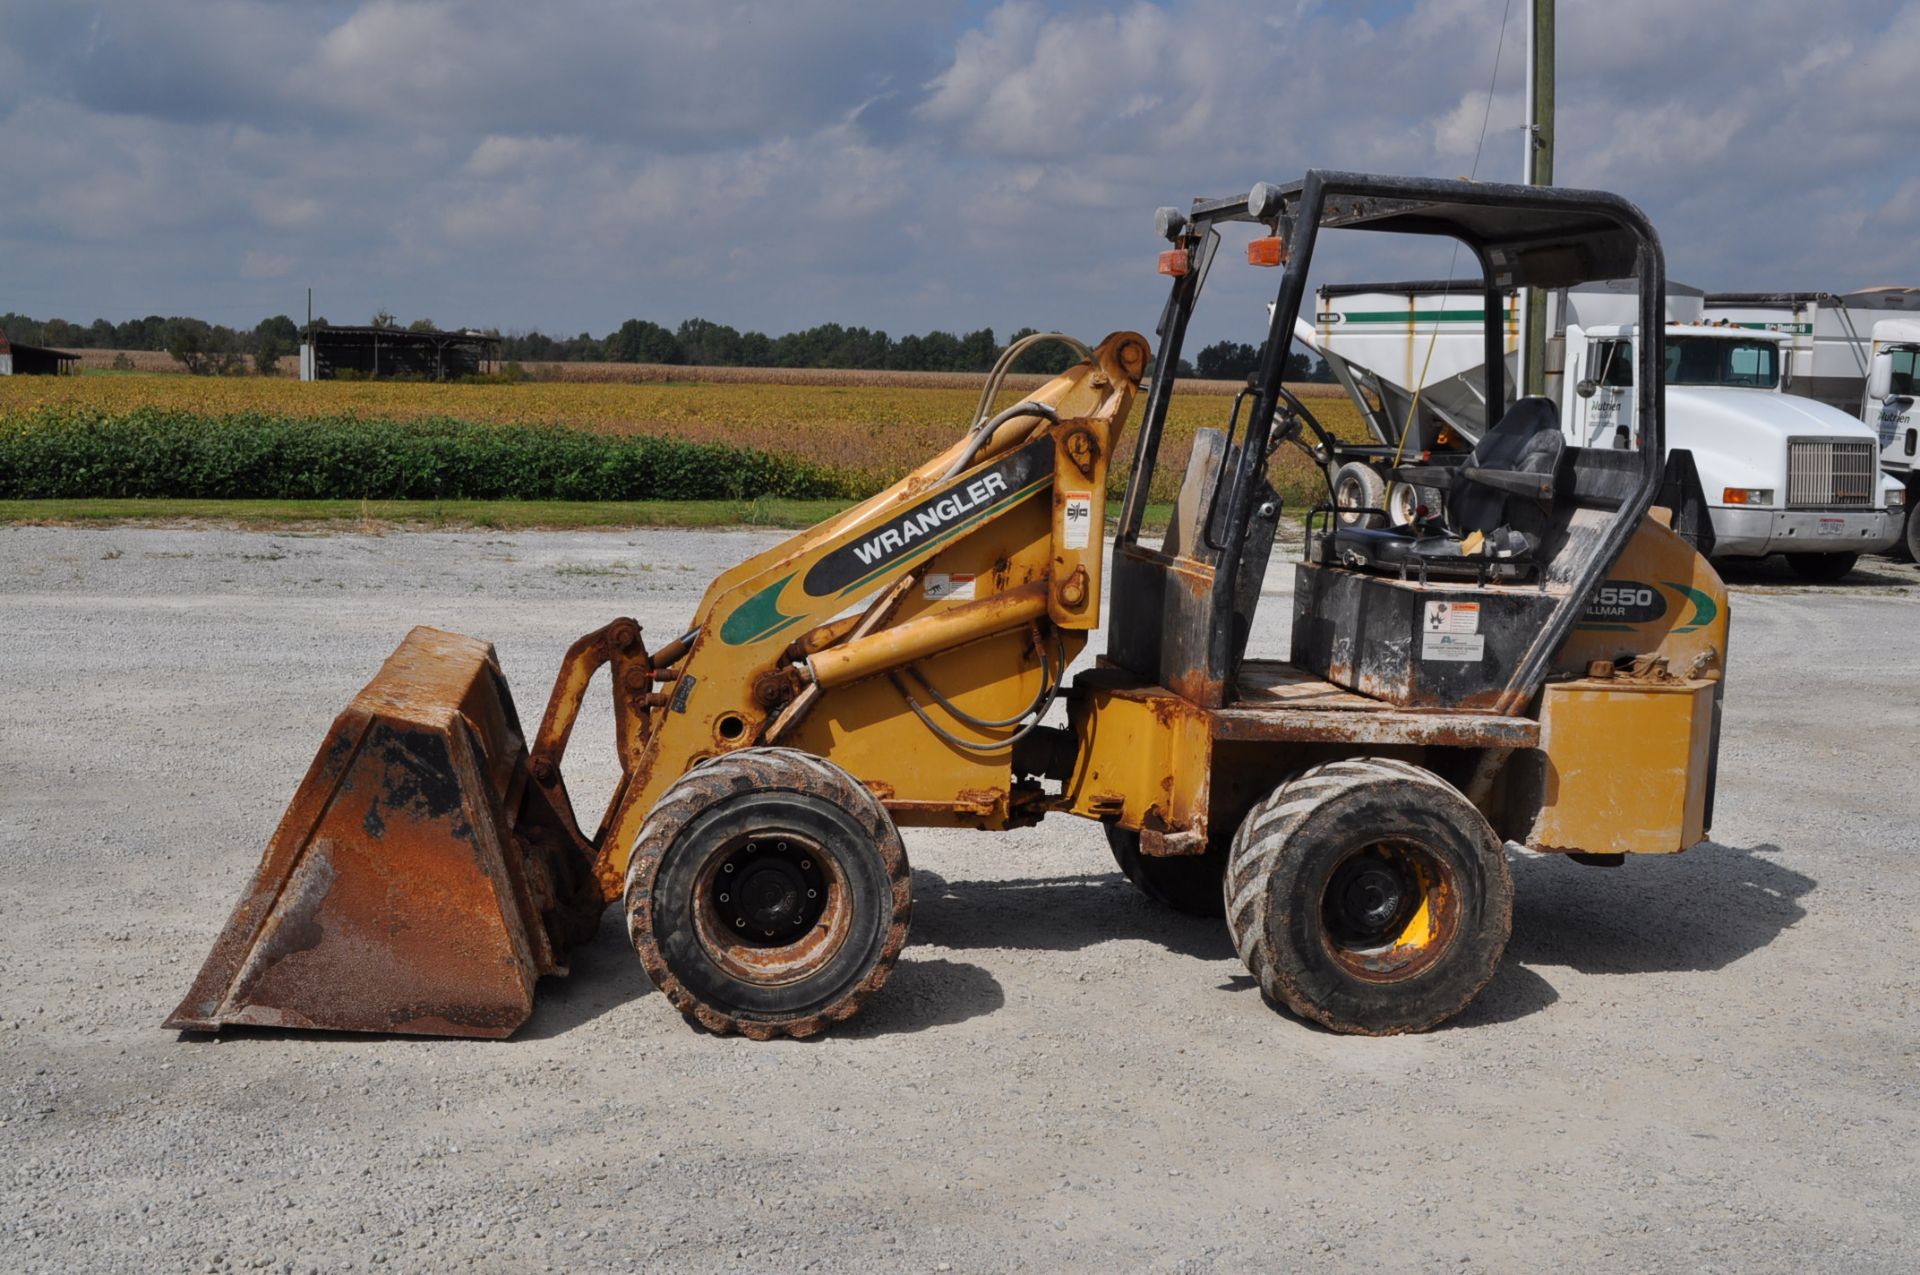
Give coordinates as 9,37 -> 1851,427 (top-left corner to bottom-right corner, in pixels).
1889,487 -> 1907,511
1721,487 -> 1774,505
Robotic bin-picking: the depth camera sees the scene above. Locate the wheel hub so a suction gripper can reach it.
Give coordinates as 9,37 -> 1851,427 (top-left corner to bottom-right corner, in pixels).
1340,865 -> 1405,936
1324,851 -> 1417,948
712,836 -> 829,947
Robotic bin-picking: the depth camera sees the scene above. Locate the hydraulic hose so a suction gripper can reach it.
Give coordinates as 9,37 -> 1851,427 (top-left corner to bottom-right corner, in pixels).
970,331 -> 1092,432
891,628 -> 1068,753
939,331 -> 1092,481
942,399 -> 1058,480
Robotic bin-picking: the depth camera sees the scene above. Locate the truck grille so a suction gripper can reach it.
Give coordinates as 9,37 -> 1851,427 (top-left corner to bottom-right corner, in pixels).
1786,439 -> 1876,509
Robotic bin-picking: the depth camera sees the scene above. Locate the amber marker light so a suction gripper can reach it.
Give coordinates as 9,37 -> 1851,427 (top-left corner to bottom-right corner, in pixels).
1247,236 -> 1287,267
1158,249 -> 1190,277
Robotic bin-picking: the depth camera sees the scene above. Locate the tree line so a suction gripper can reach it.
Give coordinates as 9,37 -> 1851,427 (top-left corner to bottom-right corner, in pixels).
492,318 -> 1326,380
0,312 -> 301,376
0,309 -> 1327,381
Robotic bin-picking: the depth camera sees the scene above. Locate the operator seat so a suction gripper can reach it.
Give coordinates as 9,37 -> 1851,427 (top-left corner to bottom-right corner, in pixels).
1330,397 -> 1565,578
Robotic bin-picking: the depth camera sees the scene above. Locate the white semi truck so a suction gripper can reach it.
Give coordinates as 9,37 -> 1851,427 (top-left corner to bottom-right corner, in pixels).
1296,280 -> 1903,579
1703,290 -> 1920,559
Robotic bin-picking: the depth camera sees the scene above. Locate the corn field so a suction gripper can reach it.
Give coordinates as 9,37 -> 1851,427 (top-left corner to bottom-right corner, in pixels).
1,373 -> 1364,505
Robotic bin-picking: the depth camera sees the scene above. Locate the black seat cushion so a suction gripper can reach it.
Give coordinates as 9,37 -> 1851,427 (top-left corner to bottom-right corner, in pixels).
1450,397 -> 1562,537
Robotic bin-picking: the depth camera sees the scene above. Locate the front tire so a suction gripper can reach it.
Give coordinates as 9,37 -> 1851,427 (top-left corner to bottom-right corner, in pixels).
1225,758 -> 1512,1035
1785,551 -> 1858,582
625,748 -> 910,1039
1106,825 -> 1228,917
1901,506 -> 1919,563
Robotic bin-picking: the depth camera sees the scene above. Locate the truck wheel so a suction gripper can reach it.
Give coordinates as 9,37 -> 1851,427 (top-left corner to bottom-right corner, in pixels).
1785,552 -> 1858,582
625,748 -> 911,1039
1332,461 -> 1387,528
1384,481 -> 1436,526
1903,507 -> 1919,563
1106,825 -> 1227,917
1224,758 -> 1512,1035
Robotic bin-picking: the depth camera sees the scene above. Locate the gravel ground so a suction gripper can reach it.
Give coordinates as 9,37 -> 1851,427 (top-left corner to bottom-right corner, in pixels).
2,525 -> 1916,1274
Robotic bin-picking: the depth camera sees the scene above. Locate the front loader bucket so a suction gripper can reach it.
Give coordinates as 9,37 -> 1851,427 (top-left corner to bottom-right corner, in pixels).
167,627 -> 604,1039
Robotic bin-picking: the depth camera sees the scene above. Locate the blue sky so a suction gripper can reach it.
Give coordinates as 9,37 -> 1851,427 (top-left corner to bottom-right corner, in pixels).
2,1 -> 1916,350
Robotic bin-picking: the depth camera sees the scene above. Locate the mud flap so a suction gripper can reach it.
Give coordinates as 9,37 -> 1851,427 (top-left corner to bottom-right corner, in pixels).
166,627 -> 604,1039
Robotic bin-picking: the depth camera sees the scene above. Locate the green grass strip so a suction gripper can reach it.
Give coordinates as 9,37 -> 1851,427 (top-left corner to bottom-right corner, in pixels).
0,406 -> 848,501
0,497 -> 856,530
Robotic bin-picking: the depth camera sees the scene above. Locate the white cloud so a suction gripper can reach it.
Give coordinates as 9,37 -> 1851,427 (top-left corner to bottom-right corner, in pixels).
463,135 -> 582,179
918,2 -> 1217,160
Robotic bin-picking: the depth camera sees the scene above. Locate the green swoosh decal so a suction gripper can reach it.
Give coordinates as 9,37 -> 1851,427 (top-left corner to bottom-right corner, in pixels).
1664,581 -> 1718,634
720,572 -> 802,646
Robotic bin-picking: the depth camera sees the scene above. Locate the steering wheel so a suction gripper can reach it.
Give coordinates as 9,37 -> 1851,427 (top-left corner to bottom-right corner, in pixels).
1269,383 -> 1331,454
1266,383 -> 1344,508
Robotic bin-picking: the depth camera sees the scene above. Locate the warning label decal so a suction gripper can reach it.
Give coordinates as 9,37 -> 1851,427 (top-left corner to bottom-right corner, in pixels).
1423,600 -> 1480,634
924,572 -> 976,602
1062,492 -> 1093,550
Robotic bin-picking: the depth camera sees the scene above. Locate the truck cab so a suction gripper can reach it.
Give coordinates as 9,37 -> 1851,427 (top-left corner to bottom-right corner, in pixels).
1561,322 -> 1902,563
1864,320 -> 1920,474
1864,319 -> 1920,558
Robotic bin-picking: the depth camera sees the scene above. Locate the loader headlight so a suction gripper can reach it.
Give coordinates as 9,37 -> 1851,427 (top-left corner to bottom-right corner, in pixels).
1721,487 -> 1774,506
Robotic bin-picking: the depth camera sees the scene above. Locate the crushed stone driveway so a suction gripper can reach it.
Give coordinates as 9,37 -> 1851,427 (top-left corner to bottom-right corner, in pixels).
2,526 -> 1916,1274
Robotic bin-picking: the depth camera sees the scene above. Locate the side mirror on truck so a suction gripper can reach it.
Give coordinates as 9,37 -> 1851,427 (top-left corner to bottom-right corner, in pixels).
1576,379 -> 1598,399
1869,353 -> 1894,402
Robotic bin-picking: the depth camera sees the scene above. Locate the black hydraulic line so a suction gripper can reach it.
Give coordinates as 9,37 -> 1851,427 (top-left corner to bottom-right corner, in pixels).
892,630 -> 1066,752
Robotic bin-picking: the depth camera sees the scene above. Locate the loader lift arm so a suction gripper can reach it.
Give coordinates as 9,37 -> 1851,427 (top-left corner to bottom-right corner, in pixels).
171,331 -> 1153,1038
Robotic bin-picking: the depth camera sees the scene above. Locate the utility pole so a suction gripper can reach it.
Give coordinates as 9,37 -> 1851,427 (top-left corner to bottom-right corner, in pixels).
1521,0 -> 1555,396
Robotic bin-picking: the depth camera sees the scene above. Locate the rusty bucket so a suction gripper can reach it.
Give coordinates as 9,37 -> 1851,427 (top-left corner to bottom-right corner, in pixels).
166,627 -> 605,1039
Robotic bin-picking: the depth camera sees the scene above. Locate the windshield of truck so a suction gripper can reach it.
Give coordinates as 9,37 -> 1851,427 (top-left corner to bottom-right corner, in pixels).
1663,336 -> 1779,388
1890,349 -> 1919,397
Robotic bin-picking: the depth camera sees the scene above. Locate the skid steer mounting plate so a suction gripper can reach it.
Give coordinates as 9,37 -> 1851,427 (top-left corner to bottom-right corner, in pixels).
166,627 -> 602,1039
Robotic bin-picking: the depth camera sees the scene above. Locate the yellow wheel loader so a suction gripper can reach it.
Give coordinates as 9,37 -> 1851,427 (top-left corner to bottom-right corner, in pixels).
169,172 -> 1729,1040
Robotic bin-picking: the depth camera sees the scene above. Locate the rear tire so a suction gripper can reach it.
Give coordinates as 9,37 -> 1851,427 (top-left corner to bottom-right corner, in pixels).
1106,825 -> 1227,917
1785,551 -> 1858,582
625,748 -> 910,1039
1224,758 -> 1512,1035
1332,461 -> 1387,529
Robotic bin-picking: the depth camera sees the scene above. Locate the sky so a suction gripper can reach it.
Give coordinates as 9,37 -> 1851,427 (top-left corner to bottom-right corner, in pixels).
2,0 -> 1917,349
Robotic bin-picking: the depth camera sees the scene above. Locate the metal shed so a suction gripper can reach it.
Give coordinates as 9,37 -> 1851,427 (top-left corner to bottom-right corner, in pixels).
297,326 -> 501,381
0,332 -> 80,375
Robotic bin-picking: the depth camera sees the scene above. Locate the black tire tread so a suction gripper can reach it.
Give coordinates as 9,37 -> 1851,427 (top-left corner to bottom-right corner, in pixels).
1224,758 -> 1511,1035
1784,551 -> 1859,582
624,747 -> 911,1040
1106,825 -> 1227,917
